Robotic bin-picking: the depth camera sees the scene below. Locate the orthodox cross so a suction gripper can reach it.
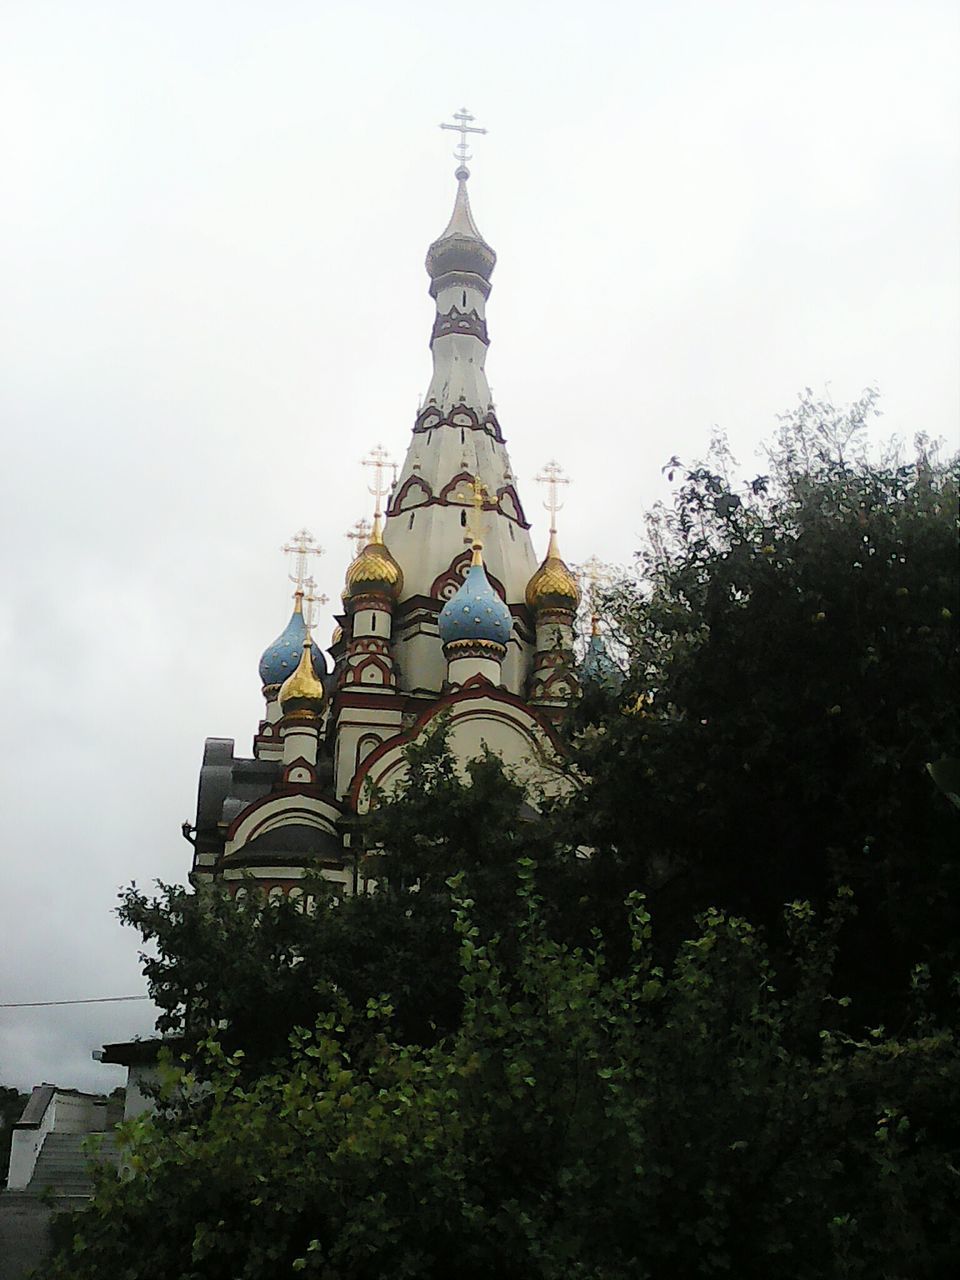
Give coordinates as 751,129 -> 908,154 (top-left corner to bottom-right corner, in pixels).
535,459 -> 570,534
281,527 -> 324,594
468,474 -> 490,545
575,554 -> 613,633
362,445 -> 395,521
301,575 -> 329,632
440,108 -> 487,171
346,517 -> 373,553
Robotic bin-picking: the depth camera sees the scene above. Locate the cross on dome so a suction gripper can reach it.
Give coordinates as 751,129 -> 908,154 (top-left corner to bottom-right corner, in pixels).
362,445 -> 396,522
281,528 -> 324,595
440,108 -> 487,177
301,575 -> 329,633
346,517 -> 373,552
575,555 -> 614,634
536,460 -> 571,534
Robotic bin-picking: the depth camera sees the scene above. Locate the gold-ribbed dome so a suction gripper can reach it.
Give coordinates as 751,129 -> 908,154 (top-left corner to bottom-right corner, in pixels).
525,531 -> 581,613
278,637 -> 326,716
343,517 -> 403,602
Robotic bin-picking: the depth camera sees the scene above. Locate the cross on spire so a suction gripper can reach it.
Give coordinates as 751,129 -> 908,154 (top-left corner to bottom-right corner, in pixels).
361,445 -> 396,521
281,528 -> 324,595
535,460 -> 571,534
440,107 -> 487,176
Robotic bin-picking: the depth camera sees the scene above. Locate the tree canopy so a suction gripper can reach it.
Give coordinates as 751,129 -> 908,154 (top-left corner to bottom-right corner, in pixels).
566,390 -> 959,1015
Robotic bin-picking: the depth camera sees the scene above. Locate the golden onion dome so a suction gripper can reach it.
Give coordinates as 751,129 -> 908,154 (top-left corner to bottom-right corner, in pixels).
525,530 -> 581,613
343,517 -> 403,602
278,637 -> 326,716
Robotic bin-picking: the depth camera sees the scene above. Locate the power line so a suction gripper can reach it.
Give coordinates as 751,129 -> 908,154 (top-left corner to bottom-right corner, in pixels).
0,995 -> 152,1009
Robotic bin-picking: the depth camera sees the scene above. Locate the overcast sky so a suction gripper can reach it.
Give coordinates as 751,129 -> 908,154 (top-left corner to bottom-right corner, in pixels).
1,0 -> 957,1094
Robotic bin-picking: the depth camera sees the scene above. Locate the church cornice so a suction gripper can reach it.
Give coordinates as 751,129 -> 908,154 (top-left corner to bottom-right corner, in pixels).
412,402 -> 504,444
431,306 -> 489,345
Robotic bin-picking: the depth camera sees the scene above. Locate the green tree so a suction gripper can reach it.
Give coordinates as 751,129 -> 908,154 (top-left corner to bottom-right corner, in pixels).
56,394 -> 959,1276
50,874 -> 960,1279
120,729 -> 566,1063
566,391 -> 959,1011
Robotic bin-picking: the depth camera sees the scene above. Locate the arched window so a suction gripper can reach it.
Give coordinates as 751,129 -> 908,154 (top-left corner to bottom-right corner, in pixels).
356,733 -> 380,773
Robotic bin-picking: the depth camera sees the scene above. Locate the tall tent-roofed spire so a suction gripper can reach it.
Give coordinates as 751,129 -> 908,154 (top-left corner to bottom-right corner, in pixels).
383,111 -> 540,680
425,170 -> 496,284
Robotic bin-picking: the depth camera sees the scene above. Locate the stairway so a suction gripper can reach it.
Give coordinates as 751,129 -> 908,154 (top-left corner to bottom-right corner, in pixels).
25,1132 -> 120,1198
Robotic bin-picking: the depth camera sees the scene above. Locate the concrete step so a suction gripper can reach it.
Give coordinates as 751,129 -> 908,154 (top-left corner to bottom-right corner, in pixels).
25,1132 -> 120,1198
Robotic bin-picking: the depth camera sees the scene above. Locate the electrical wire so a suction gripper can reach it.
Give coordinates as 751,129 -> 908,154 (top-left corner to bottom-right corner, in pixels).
0,995 -> 151,1009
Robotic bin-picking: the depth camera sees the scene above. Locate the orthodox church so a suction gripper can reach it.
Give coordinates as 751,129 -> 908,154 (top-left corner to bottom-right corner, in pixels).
186,114 -> 601,902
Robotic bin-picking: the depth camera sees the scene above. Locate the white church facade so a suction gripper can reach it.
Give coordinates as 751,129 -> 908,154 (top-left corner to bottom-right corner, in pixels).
185,119 -> 600,901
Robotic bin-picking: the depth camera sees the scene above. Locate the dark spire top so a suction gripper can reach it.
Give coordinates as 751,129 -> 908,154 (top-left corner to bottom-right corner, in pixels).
426,109 -> 496,283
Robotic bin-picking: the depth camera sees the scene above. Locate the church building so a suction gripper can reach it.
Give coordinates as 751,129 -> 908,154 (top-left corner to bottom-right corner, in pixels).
186,113 -> 594,901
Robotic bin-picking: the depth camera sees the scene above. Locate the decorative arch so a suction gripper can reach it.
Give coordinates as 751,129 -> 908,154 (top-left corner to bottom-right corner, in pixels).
439,472 -> 479,505
346,655 -> 393,686
391,475 -> 432,514
449,405 -> 480,429
430,549 -> 507,603
355,733 -> 381,775
496,484 -> 529,527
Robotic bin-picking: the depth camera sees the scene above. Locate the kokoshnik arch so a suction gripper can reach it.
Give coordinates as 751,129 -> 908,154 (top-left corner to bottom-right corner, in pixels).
185,112 -> 618,901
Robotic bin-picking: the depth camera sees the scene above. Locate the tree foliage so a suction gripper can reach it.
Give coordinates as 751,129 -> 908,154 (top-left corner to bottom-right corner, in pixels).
119,732 -> 557,1062
55,393 -> 960,1277
51,873 -> 959,1279
567,391 -> 959,1011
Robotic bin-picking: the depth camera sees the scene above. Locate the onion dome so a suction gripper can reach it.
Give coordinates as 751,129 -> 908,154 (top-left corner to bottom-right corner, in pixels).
343,517 -> 403,603
525,530 -> 582,613
438,544 -> 512,649
278,637 -> 326,716
426,168 -> 496,284
581,619 -> 623,691
259,593 -> 327,692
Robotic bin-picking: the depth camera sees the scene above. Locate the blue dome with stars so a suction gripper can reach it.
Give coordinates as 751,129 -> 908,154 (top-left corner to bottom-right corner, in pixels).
259,598 -> 327,690
580,633 -> 623,690
438,558 -> 513,648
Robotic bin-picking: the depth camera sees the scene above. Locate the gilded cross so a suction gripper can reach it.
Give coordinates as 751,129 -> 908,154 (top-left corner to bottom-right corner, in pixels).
346,517 -> 373,553
535,460 -> 570,534
281,527 -> 324,593
301,575 -> 329,632
468,474 -> 490,545
440,107 -> 487,172
362,445 -> 395,520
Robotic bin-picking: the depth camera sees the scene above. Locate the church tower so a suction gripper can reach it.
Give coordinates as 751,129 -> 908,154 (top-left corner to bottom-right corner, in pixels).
188,113 -> 583,898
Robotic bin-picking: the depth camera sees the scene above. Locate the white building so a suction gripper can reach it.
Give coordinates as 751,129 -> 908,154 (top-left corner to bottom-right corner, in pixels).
187,143 -> 589,901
